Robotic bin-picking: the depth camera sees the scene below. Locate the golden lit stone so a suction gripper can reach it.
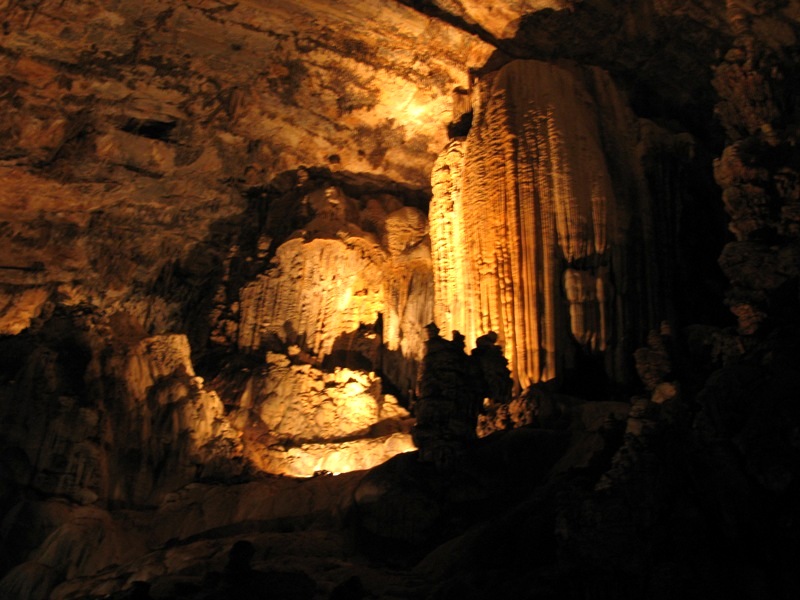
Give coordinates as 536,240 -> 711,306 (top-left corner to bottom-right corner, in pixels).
431,59 -> 660,389
238,237 -> 385,360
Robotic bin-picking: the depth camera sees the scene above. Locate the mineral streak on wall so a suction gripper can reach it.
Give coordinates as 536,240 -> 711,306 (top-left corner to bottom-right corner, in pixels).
431,60 -> 661,389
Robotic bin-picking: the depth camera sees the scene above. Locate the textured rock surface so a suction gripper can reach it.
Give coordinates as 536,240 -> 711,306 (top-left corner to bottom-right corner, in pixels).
0,0 -> 491,186
0,503 -> 149,600
0,325 -> 244,508
253,433 -> 416,479
400,0 -> 576,39
430,59 -> 668,389
712,2 -> 800,335
1,0 -> 799,599
238,236 -> 386,358
0,0 -> 486,362
200,173 -> 435,398
1,473 -> 366,600
212,352 -> 416,478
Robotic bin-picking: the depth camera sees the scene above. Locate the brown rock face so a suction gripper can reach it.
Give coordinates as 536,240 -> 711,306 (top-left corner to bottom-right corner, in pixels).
0,325 -> 244,508
401,0 -> 575,38
0,0 -> 491,186
238,236 -> 386,358
1,1 -> 799,599
430,59 -> 668,389
711,2 -> 800,334
0,0 -> 489,350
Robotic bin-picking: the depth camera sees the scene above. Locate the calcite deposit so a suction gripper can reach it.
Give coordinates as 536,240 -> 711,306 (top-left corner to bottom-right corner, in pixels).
431,59 -> 667,389
219,176 -> 434,398
235,191 -> 433,370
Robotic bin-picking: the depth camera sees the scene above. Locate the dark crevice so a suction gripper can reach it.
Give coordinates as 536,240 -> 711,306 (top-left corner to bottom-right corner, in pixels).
447,111 -> 473,138
120,118 -> 178,142
395,1 -> 506,53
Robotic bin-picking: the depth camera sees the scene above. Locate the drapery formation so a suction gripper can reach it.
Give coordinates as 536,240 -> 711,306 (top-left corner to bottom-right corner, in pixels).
431,60 -> 662,389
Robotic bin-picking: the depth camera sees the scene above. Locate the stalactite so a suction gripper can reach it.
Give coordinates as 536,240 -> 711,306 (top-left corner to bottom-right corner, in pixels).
430,59 -> 664,390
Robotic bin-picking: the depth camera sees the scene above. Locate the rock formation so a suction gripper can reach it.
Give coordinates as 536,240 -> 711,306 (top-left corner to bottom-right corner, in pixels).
233,182 -> 433,390
0,0 -> 488,361
430,59 -> 668,389
713,1 -> 800,335
0,321 -> 245,508
213,352 -> 416,478
412,324 -> 479,466
0,0 -> 799,599
470,331 -> 513,407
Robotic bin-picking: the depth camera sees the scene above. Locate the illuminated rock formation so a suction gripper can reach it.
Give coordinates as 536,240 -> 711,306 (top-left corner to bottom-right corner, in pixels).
201,179 -> 429,477
0,316 -> 414,522
0,0 -> 489,371
105,335 -> 245,505
252,433 -> 416,479
231,180 -> 433,395
238,236 -> 386,360
1,0 -> 798,598
431,59 -> 662,389
247,355 -> 387,442
0,286 -> 50,336
215,352 -> 416,478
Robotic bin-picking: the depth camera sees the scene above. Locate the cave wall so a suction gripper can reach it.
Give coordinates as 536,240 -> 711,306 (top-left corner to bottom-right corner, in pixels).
1,1 -> 800,598
0,3 -> 482,484
0,0 -> 485,499
0,0 -> 748,503
0,0 -> 491,342
232,184 -> 432,390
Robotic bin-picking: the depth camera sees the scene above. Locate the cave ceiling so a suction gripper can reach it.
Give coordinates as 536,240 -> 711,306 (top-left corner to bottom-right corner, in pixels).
0,0 -> 496,190
3,0 -> 785,196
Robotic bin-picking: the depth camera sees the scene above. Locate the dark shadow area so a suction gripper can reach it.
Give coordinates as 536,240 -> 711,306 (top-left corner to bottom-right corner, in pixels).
0,308 -> 93,398
559,344 -> 612,402
120,118 -> 178,142
0,332 -> 36,386
478,2 -> 730,150
447,110 -> 473,139
150,213 -> 242,355
322,350 -> 374,374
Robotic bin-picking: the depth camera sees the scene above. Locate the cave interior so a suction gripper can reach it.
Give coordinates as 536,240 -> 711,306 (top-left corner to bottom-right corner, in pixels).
0,1 -> 799,599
